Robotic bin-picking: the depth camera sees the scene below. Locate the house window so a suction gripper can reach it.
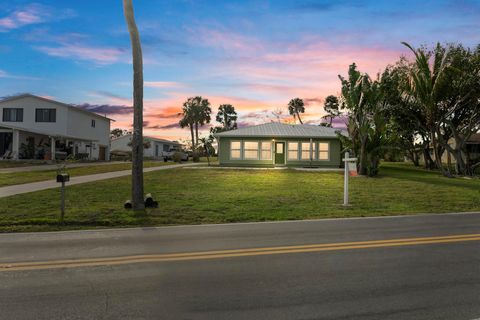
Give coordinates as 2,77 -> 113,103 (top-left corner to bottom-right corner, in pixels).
35,108 -> 56,122
260,141 -> 272,160
2,108 -> 23,122
301,142 -> 312,160
318,142 -> 329,160
91,119 -> 96,127
288,142 -> 299,160
244,141 -> 259,160
230,141 -> 241,159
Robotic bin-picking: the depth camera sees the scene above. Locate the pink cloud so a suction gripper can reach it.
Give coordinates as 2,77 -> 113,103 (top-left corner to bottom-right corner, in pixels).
35,43 -> 126,64
145,81 -> 186,88
0,4 -> 52,32
188,27 -> 264,53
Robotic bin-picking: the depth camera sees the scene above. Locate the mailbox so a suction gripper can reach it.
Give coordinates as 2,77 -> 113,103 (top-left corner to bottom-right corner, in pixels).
56,173 -> 70,183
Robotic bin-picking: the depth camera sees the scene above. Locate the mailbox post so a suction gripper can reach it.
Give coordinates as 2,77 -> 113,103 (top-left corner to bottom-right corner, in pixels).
342,152 -> 358,206
56,173 -> 70,223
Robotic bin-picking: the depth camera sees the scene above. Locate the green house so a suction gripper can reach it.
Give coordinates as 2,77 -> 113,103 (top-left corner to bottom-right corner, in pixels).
214,122 -> 344,168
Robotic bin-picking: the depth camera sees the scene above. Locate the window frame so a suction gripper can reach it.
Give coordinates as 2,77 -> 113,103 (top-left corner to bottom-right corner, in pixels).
287,141 -> 299,161
260,141 -> 272,160
318,141 -> 330,161
91,119 -> 96,128
2,108 -> 23,122
230,140 -> 242,160
35,108 -> 56,122
243,141 -> 259,160
300,142 -> 312,161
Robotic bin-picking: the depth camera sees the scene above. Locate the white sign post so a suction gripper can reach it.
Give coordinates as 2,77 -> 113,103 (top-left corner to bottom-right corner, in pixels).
342,152 -> 358,206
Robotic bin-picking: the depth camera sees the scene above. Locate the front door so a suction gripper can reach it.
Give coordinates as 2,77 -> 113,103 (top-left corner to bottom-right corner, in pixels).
99,146 -> 106,161
275,142 -> 285,165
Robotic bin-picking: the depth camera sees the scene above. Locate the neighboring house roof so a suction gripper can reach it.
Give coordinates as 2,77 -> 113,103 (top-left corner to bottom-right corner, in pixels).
0,123 -> 99,142
214,122 -> 346,138
0,94 -> 115,122
111,134 -> 181,145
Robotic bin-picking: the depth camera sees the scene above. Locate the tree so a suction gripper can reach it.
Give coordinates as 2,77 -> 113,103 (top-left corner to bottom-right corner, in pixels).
179,102 -> 195,150
199,136 -> 214,166
110,128 -> 131,139
338,63 -> 392,176
123,0 -> 144,210
210,104 -> 238,135
180,97 -> 211,150
322,95 -> 340,127
288,98 -> 305,124
216,104 -> 237,130
401,42 -> 453,176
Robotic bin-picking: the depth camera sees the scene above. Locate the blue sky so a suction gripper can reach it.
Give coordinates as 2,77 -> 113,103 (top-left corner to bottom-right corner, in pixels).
0,0 -> 479,139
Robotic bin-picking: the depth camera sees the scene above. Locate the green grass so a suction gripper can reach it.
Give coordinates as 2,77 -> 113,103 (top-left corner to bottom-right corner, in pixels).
0,160 -> 50,168
0,161 -> 179,187
0,162 -> 478,232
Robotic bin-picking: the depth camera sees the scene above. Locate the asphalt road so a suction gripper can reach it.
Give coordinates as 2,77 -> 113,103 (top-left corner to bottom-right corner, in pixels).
1,212 -> 480,319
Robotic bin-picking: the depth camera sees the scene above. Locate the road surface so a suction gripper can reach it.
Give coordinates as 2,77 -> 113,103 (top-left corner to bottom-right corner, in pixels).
1,212 -> 480,319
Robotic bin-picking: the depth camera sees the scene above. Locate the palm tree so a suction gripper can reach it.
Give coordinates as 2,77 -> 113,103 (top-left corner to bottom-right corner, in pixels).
180,97 -> 211,149
216,104 -> 237,130
123,0 -> 144,211
401,42 -> 451,176
322,95 -> 340,127
192,97 -> 211,148
179,100 -> 196,149
288,98 -> 305,124
199,136 -> 214,166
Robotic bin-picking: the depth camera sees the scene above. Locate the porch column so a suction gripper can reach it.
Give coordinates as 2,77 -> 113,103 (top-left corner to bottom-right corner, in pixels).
72,142 -> 76,157
50,136 -> 56,161
12,129 -> 20,160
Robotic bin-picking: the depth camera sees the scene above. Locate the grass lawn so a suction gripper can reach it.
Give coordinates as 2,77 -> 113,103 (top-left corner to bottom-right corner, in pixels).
0,162 -> 478,232
0,160 -> 50,168
0,161 -> 180,187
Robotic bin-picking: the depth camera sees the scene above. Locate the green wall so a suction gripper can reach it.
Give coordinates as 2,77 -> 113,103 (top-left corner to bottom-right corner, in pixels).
217,136 -> 341,168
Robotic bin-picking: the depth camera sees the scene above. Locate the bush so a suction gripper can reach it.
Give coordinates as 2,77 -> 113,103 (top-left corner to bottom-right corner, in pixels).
172,152 -> 183,163
192,151 -> 200,162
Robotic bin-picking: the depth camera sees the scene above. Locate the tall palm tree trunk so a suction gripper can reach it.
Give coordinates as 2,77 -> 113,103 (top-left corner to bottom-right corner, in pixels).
123,0 -> 144,211
189,124 -> 195,151
296,112 -> 303,124
194,122 -> 199,148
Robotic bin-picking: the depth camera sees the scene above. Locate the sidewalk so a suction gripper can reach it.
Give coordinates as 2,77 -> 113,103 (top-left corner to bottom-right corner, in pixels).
0,162 -> 202,198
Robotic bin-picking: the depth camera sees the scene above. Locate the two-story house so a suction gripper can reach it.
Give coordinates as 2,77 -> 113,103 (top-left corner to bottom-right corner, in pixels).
0,94 -> 113,161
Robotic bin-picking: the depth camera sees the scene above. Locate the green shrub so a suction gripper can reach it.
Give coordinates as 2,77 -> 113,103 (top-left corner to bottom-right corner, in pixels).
173,152 -> 183,163
192,151 -> 200,162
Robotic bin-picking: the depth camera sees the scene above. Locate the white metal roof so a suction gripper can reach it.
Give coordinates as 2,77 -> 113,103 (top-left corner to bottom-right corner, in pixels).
111,134 -> 181,145
0,94 -> 115,121
214,122 -> 345,138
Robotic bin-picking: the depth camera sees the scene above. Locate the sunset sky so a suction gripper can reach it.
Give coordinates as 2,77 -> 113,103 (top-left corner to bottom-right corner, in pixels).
1,0 -> 479,141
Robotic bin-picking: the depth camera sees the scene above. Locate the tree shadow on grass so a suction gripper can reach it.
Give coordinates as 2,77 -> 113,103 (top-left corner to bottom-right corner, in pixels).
381,167 -> 480,192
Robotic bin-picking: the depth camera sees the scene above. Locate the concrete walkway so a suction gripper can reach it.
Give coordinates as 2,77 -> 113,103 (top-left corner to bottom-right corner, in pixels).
0,161 -> 127,173
0,162 -> 201,198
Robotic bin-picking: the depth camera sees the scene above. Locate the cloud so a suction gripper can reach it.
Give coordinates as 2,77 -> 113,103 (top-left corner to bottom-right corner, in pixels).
34,42 -> 126,65
146,122 -> 181,130
76,103 -> 133,115
145,81 -> 186,88
0,69 -> 40,80
0,4 -> 74,32
304,97 -> 323,106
